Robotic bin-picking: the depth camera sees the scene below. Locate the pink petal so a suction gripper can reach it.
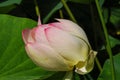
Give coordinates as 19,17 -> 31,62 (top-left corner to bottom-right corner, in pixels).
33,25 -> 50,45
45,27 -> 89,64
22,29 -> 35,44
25,43 -> 72,71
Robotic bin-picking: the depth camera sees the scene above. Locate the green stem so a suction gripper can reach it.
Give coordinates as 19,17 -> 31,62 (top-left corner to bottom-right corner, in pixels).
59,9 -> 64,19
95,0 -> 115,80
34,0 -> 40,17
61,0 -> 77,23
63,71 -> 73,80
95,58 -> 102,72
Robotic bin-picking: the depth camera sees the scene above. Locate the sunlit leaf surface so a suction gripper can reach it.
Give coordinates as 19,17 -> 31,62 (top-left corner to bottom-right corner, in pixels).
0,14 -> 55,80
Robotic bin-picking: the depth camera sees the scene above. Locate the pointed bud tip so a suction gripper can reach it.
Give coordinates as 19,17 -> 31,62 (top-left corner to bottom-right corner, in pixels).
38,16 -> 41,25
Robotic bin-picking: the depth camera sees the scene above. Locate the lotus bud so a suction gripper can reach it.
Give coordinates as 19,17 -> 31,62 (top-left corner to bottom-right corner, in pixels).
22,18 -> 97,74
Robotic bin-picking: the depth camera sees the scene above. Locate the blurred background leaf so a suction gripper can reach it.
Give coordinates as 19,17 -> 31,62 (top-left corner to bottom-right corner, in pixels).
110,8 -> 120,26
0,0 -> 22,7
101,36 -> 120,50
10,0 -> 61,22
43,1 -> 63,23
0,5 -> 16,13
0,14 -> 55,80
109,36 -> 120,48
68,0 -> 94,4
102,0 -> 120,39
0,0 -> 22,13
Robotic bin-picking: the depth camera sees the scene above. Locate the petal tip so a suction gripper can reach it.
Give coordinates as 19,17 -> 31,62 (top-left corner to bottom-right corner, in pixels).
38,16 -> 42,26
22,29 -> 30,44
22,29 -> 35,44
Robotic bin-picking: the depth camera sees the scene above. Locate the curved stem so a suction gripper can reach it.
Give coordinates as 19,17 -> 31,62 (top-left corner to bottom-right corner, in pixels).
61,0 -> 77,23
34,0 -> 40,17
95,0 -> 115,80
34,0 -> 41,25
95,57 -> 102,72
59,9 -> 64,19
63,71 -> 73,80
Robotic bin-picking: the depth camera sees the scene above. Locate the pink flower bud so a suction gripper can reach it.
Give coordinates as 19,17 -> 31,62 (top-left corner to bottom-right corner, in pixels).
22,18 -> 97,74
